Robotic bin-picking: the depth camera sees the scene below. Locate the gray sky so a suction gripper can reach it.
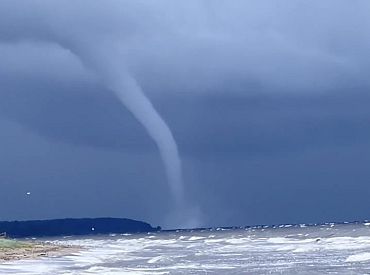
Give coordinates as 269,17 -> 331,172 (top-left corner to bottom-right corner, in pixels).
0,0 -> 370,228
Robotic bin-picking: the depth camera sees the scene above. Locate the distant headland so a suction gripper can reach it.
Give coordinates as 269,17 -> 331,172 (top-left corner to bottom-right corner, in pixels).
0,218 -> 160,238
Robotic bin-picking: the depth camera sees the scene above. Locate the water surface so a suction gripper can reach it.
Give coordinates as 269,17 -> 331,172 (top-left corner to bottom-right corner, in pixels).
1,222 -> 370,274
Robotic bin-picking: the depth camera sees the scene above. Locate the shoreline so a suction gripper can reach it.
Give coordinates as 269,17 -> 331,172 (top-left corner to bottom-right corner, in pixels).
0,240 -> 78,262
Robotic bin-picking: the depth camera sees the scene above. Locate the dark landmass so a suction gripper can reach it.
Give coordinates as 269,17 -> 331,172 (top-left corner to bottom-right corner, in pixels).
0,218 -> 160,238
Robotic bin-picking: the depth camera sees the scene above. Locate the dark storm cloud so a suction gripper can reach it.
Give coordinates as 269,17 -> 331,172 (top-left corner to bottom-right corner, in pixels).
0,119 -> 170,225
1,0 -> 370,94
168,92 -> 370,156
1,0 -> 370,227
0,78 -> 153,151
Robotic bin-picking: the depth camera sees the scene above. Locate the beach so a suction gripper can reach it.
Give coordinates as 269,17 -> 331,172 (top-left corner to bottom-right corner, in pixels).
0,239 -> 77,262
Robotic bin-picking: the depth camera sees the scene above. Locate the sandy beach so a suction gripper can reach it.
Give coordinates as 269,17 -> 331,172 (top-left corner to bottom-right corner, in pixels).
0,239 -> 77,261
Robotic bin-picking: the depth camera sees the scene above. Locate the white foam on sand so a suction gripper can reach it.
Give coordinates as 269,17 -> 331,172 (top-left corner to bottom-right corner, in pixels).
188,236 -> 205,241
147,255 -> 170,264
346,252 -> 370,262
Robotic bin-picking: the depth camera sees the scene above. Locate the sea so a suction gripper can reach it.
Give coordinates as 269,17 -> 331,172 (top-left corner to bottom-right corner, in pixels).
1,221 -> 370,274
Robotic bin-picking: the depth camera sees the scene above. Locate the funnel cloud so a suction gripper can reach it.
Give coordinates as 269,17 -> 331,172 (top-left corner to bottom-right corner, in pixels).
104,69 -> 184,205
72,43 -> 186,217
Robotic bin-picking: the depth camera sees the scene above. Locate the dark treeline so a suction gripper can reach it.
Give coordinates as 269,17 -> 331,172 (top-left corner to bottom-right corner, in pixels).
0,218 -> 160,238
